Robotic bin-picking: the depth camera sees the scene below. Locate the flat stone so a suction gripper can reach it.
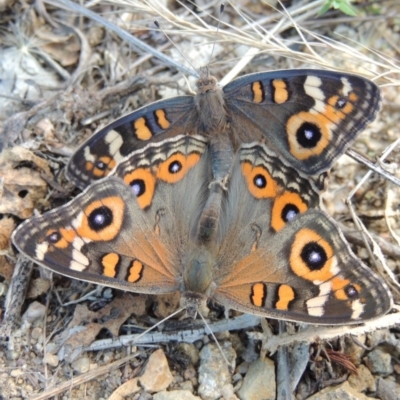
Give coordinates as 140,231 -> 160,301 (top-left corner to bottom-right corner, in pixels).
364,348 -> 393,376
71,356 -> 90,374
348,364 -> 376,392
139,349 -> 174,392
238,357 -> 275,400
43,353 -> 59,367
153,390 -> 201,400
22,301 -> 46,324
198,342 -> 236,400
307,381 -> 370,400
177,342 -> 200,365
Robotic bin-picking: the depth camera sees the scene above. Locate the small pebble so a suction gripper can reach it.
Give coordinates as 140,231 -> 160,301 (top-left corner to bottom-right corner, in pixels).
43,353 -> 59,367
31,327 -> 42,340
364,348 -> 393,376
45,342 -> 59,355
22,302 -> 46,324
72,356 -> 90,374
10,369 -> 24,377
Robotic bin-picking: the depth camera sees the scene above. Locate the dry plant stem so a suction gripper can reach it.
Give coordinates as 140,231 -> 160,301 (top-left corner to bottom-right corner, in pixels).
351,336 -> 372,351
346,139 -> 400,293
321,373 -> 348,389
385,177 -> 400,247
276,321 -> 292,400
264,308 -> 400,354
347,147 -> 400,187
44,0 -> 196,76
278,1 -> 324,61
42,280 -> 54,387
85,314 -> 261,352
35,47 -> 72,81
340,224 -> 400,259
289,341 -> 310,392
304,15 -> 390,27
307,30 -> 400,81
39,173 -> 70,193
29,350 -> 144,400
122,306 -> 186,344
0,259 -> 33,339
34,0 -> 62,29
1,93 -> 61,147
220,1 -> 324,85
57,21 -> 92,85
199,311 -> 234,371
78,75 -> 149,126
325,349 -> 357,374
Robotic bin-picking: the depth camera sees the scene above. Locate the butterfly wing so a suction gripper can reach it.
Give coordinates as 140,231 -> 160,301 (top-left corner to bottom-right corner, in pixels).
67,69 -> 380,187
13,135 -> 212,294
213,143 -> 392,324
67,96 -> 198,189
224,69 -> 381,175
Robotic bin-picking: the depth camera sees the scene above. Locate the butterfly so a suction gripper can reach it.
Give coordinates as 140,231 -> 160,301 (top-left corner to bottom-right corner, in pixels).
66,69 -> 381,189
12,135 -> 392,324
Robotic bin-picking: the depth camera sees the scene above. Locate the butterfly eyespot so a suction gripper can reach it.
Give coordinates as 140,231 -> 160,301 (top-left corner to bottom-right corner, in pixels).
242,162 -> 277,198
168,160 -> 183,174
130,179 -> 146,197
282,204 -> 299,222
95,160 -> 107,171
296,122 -> 322,149
47,230 -> 61,244
157,152 -> 198,183
300,242 -> 328,270
123,169 -> 155,209
79,197 -> 124,240
336,97 -> 348,109
345,284 -> 359,299
271,192 -> 308,232
253,174 -> 267,189
88,206 -> 113,231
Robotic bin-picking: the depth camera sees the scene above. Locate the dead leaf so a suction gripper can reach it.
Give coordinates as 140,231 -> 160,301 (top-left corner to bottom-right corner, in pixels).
36,27 -> 81,67
0,147 -> 50,219
35,118 -> 56,142
0,217 -> 16,282
27,278 -> 51,298
153,291 -> 181,319
6,146 -> 52,175
55,294 -> 147,362
108,377 -> 140,400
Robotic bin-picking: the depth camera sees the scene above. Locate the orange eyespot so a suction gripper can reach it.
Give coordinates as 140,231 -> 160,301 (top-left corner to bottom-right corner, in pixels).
241,162 -> 277,199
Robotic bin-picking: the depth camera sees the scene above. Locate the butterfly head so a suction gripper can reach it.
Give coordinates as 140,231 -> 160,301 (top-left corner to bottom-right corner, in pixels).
196,75 -> 218,94
180,291 -> 208,319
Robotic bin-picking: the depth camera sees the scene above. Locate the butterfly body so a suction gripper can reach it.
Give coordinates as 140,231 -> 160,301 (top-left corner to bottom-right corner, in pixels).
13,135 -> 392,325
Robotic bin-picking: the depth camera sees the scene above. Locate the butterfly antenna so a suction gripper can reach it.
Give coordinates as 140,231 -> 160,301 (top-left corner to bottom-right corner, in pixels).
154,20 -> 199,78
208,3 -> 225,67
132,306 -> 185,344
198,311 -> 234,373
